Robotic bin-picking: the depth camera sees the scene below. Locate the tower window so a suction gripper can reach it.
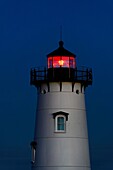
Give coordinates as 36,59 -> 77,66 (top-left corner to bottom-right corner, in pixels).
52,111 -> 69,133
30,141 -> 37,164
55,115 -> 66,132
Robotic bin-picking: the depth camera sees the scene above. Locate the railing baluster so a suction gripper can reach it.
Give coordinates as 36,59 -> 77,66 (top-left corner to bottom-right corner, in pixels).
44,67 -> 46,80
34,69 -> 36,82
30,66 -> 92,86
86,69 -> 88,82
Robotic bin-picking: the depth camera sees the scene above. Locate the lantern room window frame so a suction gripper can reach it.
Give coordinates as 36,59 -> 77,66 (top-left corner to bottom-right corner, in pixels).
48,56 -> 76,69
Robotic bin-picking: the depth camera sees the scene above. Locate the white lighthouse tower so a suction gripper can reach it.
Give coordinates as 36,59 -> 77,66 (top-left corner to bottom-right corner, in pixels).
30,40 -> 92,170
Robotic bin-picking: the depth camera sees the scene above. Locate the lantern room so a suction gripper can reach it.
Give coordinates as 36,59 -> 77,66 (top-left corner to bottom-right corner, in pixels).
47,41 -> 76,81
30,40 -> 92,86
47,41 -> 76,69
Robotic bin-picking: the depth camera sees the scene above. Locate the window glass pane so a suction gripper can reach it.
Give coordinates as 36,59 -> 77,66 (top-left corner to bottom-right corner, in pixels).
57,117 -> 65,130
58,117 -> 64,123
58,124 -> 64,130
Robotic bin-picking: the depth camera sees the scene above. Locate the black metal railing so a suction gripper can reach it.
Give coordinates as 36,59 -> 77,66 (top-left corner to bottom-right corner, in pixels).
30,66 -> 92,86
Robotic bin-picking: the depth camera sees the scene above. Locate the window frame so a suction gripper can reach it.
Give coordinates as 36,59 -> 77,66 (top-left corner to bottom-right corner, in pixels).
52,111 -> 69,133
30,141 -> 37,164
55,115 -> 66,132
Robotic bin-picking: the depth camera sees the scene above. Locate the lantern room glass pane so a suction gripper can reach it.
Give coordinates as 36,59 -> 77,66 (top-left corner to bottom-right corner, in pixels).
53,56 -> 60,67
48,57 -> 53,68
62,57 -> 69,67
69,57 -> 76,68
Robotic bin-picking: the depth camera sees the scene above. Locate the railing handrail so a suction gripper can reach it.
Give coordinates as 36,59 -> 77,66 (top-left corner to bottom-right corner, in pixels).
30,66 -> 92,85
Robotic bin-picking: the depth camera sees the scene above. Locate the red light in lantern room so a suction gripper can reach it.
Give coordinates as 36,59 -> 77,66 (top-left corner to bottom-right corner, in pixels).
48,56 -> 76,68
58,60 -> 64,66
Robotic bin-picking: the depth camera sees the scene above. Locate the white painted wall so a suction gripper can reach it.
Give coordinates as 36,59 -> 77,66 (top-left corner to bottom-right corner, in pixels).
32,82 -> 91,170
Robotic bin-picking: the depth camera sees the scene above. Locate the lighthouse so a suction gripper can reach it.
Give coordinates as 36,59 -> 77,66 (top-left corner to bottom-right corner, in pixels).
30,40 -> 92,170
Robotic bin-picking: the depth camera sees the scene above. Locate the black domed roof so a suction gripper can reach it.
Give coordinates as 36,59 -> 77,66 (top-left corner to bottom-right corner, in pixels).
47,41 -> 76,57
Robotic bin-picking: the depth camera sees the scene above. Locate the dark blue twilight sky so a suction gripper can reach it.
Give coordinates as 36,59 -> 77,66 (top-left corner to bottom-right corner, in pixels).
0,0 -> 113,169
